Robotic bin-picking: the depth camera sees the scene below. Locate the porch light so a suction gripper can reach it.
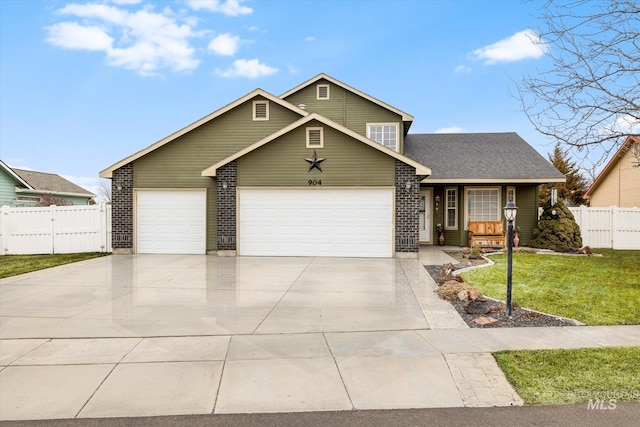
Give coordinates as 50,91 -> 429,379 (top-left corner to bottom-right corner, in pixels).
405,180 -> 412,191
503,198 -> 518,316
222,182 -> 228,190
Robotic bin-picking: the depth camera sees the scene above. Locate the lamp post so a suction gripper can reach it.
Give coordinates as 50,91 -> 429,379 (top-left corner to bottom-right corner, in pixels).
503,199 -> 518,316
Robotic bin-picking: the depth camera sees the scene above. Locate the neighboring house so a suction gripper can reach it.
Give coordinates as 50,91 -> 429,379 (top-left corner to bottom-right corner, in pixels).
583,135 -> 640,207
100,73 -> 565,257
0,160 -> 94,206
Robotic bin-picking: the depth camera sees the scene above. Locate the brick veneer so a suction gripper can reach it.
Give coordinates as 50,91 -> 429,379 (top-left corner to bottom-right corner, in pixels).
217,161 -> 237,252
395,160 -> 419,254
112,162 -> 133,252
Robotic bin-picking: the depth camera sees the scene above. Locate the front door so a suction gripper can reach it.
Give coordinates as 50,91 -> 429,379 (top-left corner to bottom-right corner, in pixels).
419,189 -> 432,242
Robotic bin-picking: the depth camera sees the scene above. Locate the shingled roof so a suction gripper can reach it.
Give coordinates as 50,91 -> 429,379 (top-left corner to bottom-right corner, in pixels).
12,168 -> 94,196
404,132 -> 565,184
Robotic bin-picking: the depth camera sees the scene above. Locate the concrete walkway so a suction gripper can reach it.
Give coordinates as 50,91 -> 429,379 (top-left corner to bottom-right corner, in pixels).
1,251 -> 639,421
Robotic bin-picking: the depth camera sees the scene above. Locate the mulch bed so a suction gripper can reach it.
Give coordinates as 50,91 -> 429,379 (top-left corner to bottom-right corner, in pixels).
425,251 -> 575,328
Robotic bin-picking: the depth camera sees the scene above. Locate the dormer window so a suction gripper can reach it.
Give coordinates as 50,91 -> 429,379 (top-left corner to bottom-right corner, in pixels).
367,123 -> 398,151
317,84 -> 330,100
253,100 -> 269,121
306,127 -> 324,148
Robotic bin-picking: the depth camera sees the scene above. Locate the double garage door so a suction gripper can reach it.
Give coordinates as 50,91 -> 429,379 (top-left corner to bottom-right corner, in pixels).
136,188 -> 394,257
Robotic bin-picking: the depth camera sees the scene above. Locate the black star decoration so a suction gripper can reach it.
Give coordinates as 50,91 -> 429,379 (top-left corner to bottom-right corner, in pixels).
304,150 -> 326,172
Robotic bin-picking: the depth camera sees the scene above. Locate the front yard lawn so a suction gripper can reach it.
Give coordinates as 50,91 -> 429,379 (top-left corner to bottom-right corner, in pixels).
0,253 -> 109,279
460,249 -> 640,325
494,347 -> 640,405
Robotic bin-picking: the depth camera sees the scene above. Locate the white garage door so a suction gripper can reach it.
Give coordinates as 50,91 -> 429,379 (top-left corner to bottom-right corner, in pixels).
136,190 -> 206,254
238,188 -> 393,257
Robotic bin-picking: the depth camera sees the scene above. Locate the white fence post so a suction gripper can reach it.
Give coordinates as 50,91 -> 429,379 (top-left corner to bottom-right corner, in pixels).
0,205 -> 8,255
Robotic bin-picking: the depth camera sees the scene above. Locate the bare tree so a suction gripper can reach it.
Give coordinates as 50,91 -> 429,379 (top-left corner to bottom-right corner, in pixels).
519,0 -> 640,170
35,194 -> 73,207
96,178 -> 112,203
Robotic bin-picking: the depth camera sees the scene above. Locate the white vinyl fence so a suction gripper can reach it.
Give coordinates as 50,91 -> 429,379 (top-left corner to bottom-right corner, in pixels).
569,206 -> 640,250
0,203 -> 111,255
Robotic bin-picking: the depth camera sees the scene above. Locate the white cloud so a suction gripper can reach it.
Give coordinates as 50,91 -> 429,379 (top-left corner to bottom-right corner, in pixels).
603,115 -> 640,135
216,59 -> 278,79
46,22 -> 114,51
305,36 -> 316,42
47,3 -> 200,76
454,65 -> 471,74
471,29 -> 547,65
208,33 -> 240,56
110,0 -> 142,5
184,0 -> 252,16
435,126 -> 465,134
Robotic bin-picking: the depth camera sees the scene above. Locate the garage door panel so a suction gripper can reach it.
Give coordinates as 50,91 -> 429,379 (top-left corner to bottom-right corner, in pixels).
239,189 -> 393,257
136,190 -> 206,254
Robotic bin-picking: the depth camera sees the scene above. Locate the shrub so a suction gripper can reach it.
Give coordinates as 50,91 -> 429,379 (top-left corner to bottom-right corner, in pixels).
529,199 -> 582,252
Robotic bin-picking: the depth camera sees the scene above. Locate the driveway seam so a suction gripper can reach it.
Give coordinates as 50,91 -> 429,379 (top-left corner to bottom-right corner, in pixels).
322,333 -> 355,410
249,257 -> 316,335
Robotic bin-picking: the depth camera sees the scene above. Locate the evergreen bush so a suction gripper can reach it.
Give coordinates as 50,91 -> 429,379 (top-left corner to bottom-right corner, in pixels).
529,199 -> 583,252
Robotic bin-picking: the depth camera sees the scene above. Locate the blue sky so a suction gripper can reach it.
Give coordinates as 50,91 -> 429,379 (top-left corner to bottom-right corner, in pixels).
2,0 -> 562,196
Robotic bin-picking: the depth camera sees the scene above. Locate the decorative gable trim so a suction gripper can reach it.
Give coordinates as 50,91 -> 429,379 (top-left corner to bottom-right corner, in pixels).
100,89 -> 308,178
202,113 -> 430,177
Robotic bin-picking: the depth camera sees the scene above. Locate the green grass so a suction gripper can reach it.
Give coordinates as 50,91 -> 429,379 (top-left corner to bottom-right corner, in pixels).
460,249 -> 640,325
494,347 -> 640,405
0,253 -> 109,279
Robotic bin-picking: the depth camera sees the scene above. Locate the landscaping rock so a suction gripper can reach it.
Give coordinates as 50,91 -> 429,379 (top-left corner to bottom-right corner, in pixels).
474,316 -> 499,327
465,299 -> 491,315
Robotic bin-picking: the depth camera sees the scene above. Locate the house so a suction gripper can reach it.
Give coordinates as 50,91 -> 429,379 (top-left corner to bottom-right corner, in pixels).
0,160 -> 95,206
100,73 -> 565,257
583,135 -> 640,207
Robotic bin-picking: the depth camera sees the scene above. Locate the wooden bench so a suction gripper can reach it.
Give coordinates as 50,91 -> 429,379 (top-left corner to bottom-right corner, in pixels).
468,220 -> 506,248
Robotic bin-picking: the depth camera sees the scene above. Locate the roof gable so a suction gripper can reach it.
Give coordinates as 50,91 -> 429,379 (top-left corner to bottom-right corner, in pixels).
280,73 -> 414,123
202,112 -> 430,177
584,135 -> 639,198
100,89 -> 307,178
404,133 -> 566,184
1,160 -> 32,189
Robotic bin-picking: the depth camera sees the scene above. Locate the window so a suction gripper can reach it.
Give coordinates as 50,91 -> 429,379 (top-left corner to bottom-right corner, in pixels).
466,187 -> 501,226
306,127 -> 324,148
445,187 -> 457,229
253,100 -> 269,121
367,123 -> 398,151
317,84 -> 330,100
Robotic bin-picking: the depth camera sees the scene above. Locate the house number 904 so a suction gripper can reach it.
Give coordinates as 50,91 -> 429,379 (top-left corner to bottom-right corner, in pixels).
308,180 -> 322,186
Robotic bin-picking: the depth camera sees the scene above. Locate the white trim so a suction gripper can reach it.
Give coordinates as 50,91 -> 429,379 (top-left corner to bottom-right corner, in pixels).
14,187 -> 94,199
280,73 -> 414,122
317,84 -> 330,100
252,100 -> 269,121
367,122 -> 399,152
100,89 -> 308,178
202,112 -> 431,177
464,186 -> 501,230
306,127 -> 324,148
0,160 -> 33,189
445,187 -> 458,230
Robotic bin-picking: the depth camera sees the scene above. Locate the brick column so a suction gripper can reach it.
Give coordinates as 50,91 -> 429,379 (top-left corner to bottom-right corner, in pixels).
395,160 -> 419,256
216,161 -> 237,255
112,162 -> 133,254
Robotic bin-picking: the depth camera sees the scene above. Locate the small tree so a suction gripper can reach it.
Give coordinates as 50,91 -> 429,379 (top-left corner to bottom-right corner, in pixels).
529,199 -> 582,252
539,144 -> 590,206
35,195 -> 73,207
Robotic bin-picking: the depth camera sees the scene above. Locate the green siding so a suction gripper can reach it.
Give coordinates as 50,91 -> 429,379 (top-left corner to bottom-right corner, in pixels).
237,121 -> 395,187
284,79 -> 404,152
427,184 -> 539,247
133,97 -> 302,251
0,168 -> 18,206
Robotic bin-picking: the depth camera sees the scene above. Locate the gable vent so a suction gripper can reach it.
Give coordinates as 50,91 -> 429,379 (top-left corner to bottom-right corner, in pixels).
317,84 -> 329,100
306,127 -> 324,148
255,103 -> 267,118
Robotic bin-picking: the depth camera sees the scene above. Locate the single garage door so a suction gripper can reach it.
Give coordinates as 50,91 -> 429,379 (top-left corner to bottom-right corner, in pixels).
238,188 -> 393,257
136,190 -> 206,254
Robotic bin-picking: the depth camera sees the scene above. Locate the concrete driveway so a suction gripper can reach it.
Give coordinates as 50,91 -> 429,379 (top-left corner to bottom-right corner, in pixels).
1,254 -> 524,420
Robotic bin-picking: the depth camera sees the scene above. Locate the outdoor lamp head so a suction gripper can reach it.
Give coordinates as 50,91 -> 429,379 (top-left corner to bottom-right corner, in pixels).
503,199 -> 518,222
